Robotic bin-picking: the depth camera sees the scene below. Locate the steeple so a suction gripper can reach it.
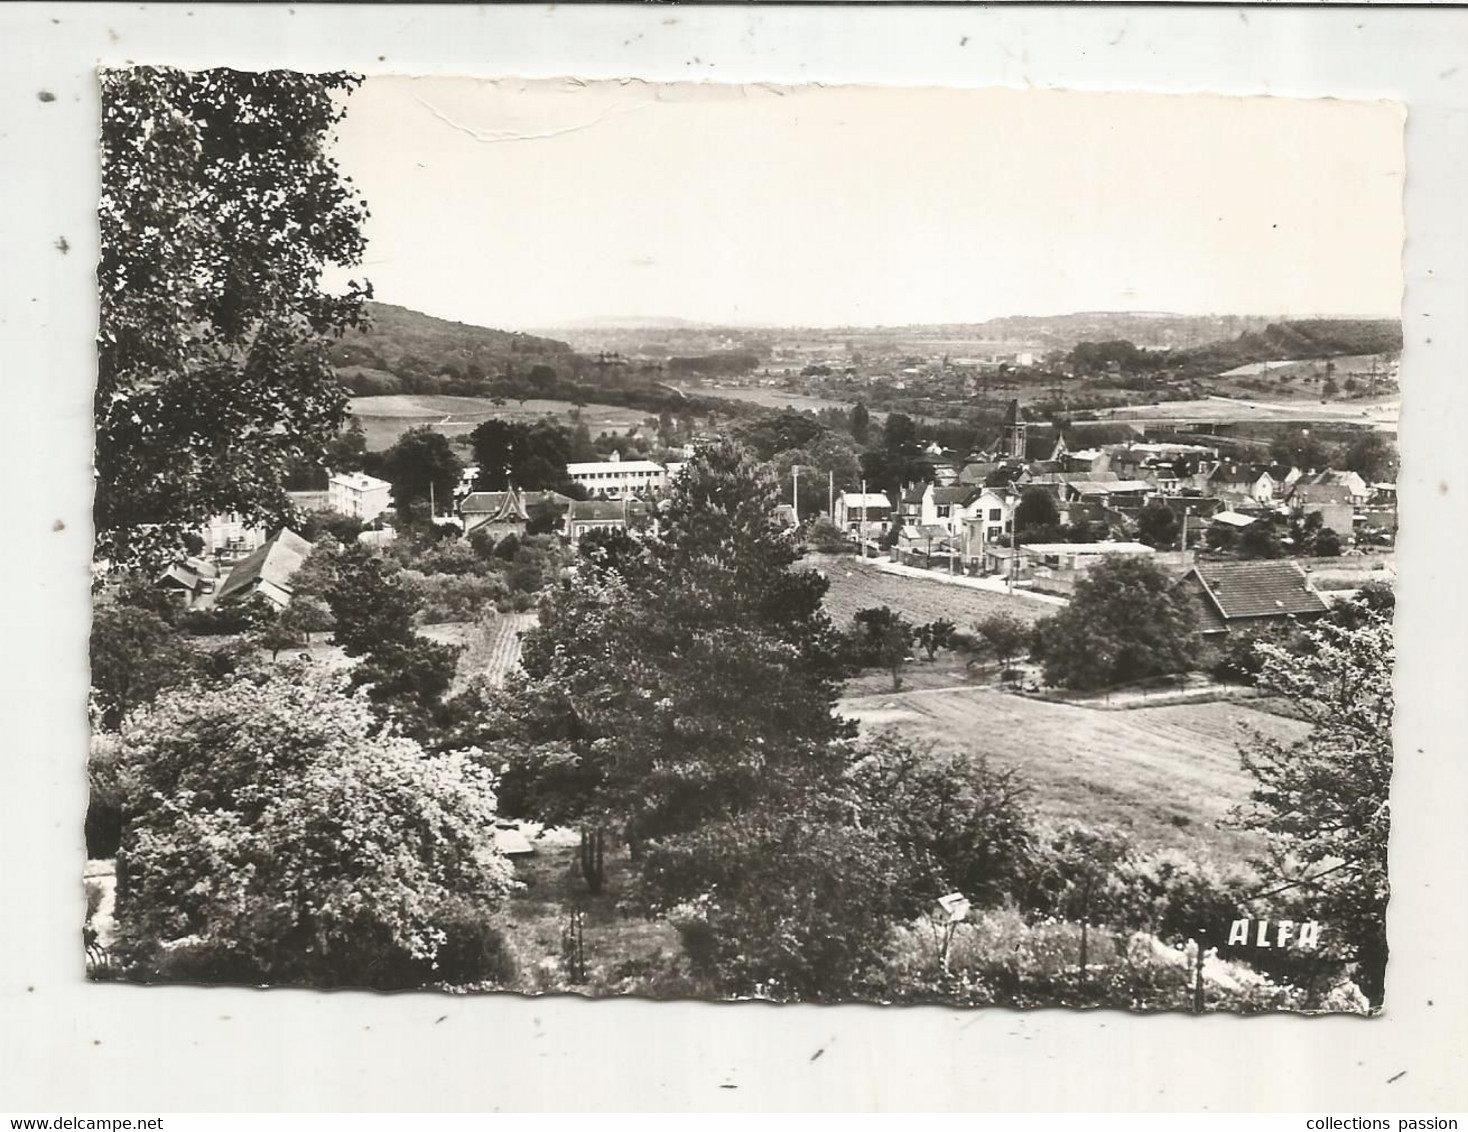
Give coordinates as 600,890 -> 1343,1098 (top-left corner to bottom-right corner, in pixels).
1002,399 -> 1027,460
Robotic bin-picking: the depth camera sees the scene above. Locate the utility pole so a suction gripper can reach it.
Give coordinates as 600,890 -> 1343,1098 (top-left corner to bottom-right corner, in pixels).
793,464 -> 800,525
828,470 -> 835,521
860,478 -> 868,558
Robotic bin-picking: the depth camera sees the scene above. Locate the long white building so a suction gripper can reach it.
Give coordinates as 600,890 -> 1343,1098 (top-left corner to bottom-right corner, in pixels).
565,452 -> 668,496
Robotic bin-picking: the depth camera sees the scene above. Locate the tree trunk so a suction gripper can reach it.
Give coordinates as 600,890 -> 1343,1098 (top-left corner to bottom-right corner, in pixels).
579,825 -> 606,896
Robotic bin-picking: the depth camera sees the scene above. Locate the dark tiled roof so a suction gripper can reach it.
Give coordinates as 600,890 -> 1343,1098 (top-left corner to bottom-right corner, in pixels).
1002,398 -> 1024,426
1187,561 -> 1329,621
960,461 -> 1000,485
217,529 -> 312,604
1208,462 -> 1269,486
568,500 -> 649,522
930,485 -> 981,506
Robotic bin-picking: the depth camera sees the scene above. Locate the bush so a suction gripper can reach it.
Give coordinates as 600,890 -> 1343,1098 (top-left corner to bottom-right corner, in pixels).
111,666 -> 515,989
407,571 -> 509,624
640,803 -> 906,1002
804,518 -> 852,555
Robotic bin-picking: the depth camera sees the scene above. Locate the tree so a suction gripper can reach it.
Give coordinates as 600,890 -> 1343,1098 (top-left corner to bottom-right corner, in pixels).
110,666 -> 515,988
255,613 -> 301,661
1013,487 -> 1061,535
1034,557 -> 1199,690
96,67 -> 371,571
882,412 -> 917,452
972,612 -> 1030,682
849,731 -> 1036,913
326,548 -> 459,738
384,427 -> 462,517
850,401 -> 871,446
90,604 -> 196,730
1136,502 -> 1181,550
488,440 -> 852,890
851,606 -> 916,690
1343,433 -> 1397,483
1235,612 -> 1393,1004
1239,517 -> 1287,559
915,618 -> 957,661
469,419 -> 574,492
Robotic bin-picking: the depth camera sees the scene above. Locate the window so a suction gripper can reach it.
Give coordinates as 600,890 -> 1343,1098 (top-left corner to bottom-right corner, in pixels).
989,508 -> 1002,521
988,526 -> 1002,540
936,504 -> 951,518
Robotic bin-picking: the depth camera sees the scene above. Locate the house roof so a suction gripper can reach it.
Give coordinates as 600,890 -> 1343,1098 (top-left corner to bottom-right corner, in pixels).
216,529 -> 312,604
1068,479 -> 1153,496
930,485 -> 981,506
959,461 -> 1000,485
1211,510 -> 1259,528
568,499 -> 650,522
1208,462 -> 1270,486
901,486 -> 927,505
328,471 -> 391,492
460,489 -> 530,524
840,492 -> 891,509
1002,398 -> 1025,426
1185,561 -> 1329,621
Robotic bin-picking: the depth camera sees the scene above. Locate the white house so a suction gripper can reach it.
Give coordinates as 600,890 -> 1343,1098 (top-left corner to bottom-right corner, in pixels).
195,512 -> 269,558
328,470 -> 393,520
833,491 -> 893,538
565,451 -> 668,497
960,489 -> 1017,566
920,484 -> 985,537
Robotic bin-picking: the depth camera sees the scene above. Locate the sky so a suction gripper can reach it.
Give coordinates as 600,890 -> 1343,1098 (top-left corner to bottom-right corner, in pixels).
326,78 -> 1406,330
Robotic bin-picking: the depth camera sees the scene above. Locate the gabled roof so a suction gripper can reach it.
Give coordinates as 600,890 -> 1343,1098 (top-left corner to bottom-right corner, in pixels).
216,529 -> 312,604
1002,398 -> 1025,426
839,492 -> 891,509
1184,561 -> 1329,622
930,485 -> 982,506
460,489 -> 530,524
568,499 -> 650,522
959,461 -> 1000,485
901,486 -> 928,505
1208,462 -> 1271,486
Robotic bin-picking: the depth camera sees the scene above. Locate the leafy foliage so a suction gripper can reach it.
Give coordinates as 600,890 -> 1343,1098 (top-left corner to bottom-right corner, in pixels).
97,67 -> 371,570
1234,611 -> 1394,1004
1034,557 -> 1199,690
110,667 -> 515,988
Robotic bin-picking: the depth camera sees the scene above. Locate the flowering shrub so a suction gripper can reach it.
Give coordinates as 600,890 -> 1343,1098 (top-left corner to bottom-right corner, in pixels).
111,665 -> 517,989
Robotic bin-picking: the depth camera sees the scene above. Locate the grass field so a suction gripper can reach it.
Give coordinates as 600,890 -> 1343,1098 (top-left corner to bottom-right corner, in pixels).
840,685 -> 1306,861
419,612 -> 539,692
1086,395 -> 1400,429
350,394 -> 650,450
677,385 -> 860,415
807,553 -> 1050,630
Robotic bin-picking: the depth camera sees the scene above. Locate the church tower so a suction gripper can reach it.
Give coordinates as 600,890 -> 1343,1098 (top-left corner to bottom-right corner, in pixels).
1002,399 -> 1027,460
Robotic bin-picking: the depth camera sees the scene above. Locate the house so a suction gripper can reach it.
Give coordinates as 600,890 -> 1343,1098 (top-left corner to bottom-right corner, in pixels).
459,488 -> 571,539
1203,462 -> 1277,507
833,491 -> 892,537
328,471 -> 393,521
1285,480 -> 1356,539
564,499 -> 652,543
215,528 -> 313,609
895,523 -> 960,569
565,452 -> 667,497
154,557 -> 220,609
921,484 -> 984,537
1294,469 -> 1370,506
195,512 -> 269,559
1017,540 -> 1156,573
959,488 -> 1016,560
1176,561 -> 1330,644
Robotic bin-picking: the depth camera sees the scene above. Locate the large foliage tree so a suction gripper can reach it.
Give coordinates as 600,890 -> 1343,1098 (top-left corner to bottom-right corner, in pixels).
1014,487 -> 1061,535
482,441 -> 852,890
1034,556 -> 1199,690
90,604 -> 196,730
1235,611 -> 1394,1004
97,67 -> 372,570
111,667 -> 515,988
468,419 -> 575,493
383,426 -> 463,516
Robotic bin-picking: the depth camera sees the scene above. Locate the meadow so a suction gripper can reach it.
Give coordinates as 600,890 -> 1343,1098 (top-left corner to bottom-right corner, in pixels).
839,683 -> 1302,862
807,553 -> 1051,630
349,394 -> 651,451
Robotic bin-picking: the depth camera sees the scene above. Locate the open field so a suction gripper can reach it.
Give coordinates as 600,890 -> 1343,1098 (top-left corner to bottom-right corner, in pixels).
350,394 -> 650,450
419,612 -> 539,692
1083,395 -> 1400,431
806,553 -> 1051,630
840,686 -> 1307,861
678,385 -> 861,415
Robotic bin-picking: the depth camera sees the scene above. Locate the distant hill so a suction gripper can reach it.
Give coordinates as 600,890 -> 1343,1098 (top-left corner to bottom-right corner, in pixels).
1171,319 -> 1402,376
331,302 -> 577,396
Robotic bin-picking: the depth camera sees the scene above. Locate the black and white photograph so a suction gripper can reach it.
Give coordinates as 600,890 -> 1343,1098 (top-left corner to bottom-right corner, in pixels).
85,72 -> 1403,1014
